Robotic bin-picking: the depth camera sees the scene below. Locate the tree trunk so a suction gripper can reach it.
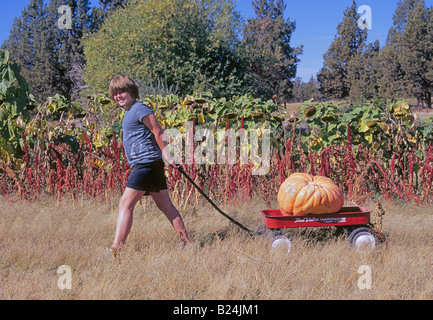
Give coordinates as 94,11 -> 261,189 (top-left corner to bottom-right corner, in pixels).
417,96 -> 424,108
426,91 -> 432,109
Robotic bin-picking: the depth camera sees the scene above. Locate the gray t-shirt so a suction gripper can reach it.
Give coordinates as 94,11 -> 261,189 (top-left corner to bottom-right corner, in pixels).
122,101 -> 162,167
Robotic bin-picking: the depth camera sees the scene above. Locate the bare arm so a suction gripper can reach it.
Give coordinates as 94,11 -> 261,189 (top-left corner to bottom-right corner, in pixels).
142,114 -> 177,167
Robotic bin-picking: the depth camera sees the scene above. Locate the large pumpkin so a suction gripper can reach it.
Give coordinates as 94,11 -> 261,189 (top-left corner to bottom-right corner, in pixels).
278,173 -> 344,216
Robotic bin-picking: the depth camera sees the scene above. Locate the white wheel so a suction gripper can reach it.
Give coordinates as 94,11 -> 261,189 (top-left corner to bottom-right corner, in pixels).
272,236 -> 292,252
349,227 -> 377,249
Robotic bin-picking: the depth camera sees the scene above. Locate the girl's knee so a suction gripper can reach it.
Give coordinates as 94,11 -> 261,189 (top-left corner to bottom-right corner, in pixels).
119,196 -> 138,212
119,189 -> 144,212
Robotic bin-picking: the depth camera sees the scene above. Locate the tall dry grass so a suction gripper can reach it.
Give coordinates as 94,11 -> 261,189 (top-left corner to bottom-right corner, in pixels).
0,193 -> 432,300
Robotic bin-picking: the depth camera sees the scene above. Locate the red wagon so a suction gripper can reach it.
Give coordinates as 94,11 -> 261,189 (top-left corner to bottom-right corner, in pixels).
260,206 -> 385,250
179,167 -> 385,251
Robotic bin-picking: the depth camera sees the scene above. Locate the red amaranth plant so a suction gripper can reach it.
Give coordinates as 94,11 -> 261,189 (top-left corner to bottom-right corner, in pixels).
2,125 -> 433,208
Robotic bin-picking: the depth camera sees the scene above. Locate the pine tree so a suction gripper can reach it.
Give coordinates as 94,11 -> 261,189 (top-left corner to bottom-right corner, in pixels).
44,0 -> 94,99
379,0 -> 433,107
399,1 -> 433,108
2,0 -> 96,102
348,40 -> 381,101
99,0 -> 128,12
291,77 -> 322,102
241,0 -> 302,102
378,0 -> 420,101
1,0 -> 50,101
91,0 -> 129,32
317,0 -> 367,100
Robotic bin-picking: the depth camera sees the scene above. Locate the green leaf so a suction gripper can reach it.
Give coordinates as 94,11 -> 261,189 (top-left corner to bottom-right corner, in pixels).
327,123 -> 337,132
7,119 -> 15,140
4,66 -> 16,83
364,132 -> 373,144
0,50 -> 9,66
0,79 -> 10,94
358,118 -> 369,133
0,109 -> 6,122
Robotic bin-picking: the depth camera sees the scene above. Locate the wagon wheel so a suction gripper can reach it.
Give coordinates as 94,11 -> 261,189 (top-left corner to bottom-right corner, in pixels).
254,225 -> 292,252
271,235 -> 292,252
348,227 -> 379,249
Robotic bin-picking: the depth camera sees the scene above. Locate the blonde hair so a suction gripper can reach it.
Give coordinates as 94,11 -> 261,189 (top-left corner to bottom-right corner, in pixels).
109,75 -> 140,100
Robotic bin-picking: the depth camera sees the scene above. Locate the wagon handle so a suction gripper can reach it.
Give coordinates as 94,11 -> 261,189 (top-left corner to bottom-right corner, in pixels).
177,166 -> 253,236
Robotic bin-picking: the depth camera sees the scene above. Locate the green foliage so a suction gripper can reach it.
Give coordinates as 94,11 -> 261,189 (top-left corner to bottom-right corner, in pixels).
308,0 -> 433,105
291,77 -> 323,102
84,0 -> 247,98
4,0 -> 304,104
347,40 -> 381,102
318,0 -> 367,100
1,0 -> 120,102
145,92 -> 286,140
0,49 -> 34,165
241,0 -> 302,102
96,0 -> 128,18
18,88 -> 288,157
379,0 -> 421,101
398,1 -> 433,107
297,98 -> 432,160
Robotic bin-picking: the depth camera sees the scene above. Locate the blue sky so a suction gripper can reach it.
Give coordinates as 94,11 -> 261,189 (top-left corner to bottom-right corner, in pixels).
1,0 -> 433,81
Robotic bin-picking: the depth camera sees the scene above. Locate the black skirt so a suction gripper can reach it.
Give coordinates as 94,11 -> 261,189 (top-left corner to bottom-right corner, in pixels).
126,158 -> 168,195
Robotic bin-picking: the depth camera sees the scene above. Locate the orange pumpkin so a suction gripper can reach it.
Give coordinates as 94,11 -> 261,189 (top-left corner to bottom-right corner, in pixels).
277,173 -> 344,216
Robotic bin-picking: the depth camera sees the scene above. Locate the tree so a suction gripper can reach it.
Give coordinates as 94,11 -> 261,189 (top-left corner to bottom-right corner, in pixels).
399,1 -> 433,108
317,0 -> 367,100
46,0 -> 94,99
378,0 -> 420,102
1,0 -> 50,102
241,0 -> 302,102
84,0 -> 246,98
291,77 -> 322,102
1,0 -> 110,102
99,0 -> 128,12
0,49 -> 33,163
348,40 -> 381,102
379,0 -> 433,107
91,0 -> 129,32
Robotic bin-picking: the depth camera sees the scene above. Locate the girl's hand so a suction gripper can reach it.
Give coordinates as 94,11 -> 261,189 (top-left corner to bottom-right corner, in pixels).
163,157 -> 181,169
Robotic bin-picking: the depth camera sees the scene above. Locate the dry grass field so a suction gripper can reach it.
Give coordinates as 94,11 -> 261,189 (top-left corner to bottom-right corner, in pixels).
0,193 -> 432,301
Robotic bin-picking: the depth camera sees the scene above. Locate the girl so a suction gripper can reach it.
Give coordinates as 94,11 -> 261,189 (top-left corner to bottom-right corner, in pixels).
108,75 -> 190,261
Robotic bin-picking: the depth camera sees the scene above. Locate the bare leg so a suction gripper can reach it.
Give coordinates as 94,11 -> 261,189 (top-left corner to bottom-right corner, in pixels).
112,187 -> 145,249
150,189 -> 191,245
